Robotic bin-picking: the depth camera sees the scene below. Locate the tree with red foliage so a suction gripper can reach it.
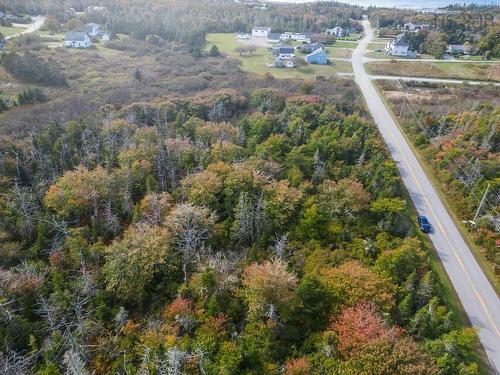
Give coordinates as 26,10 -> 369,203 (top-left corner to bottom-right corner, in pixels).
330,301 -> 403,357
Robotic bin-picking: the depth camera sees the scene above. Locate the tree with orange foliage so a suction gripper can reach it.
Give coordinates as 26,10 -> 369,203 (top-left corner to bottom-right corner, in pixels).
284,357 -> 311,375
242,259 -> 298,318
320,261 -> 396,312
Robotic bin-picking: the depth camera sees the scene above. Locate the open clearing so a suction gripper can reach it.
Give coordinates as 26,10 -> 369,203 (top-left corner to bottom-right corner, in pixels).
0,26 -> 25,36
366,60 -> 499,82
206,33 -> 353,79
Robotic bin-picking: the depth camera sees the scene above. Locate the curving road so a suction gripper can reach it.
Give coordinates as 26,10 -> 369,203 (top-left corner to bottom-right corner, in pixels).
5,16 -> 45,40
353,18 -> 500,373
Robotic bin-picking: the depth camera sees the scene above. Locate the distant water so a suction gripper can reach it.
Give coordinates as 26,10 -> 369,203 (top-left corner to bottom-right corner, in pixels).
265,0 -> 499,9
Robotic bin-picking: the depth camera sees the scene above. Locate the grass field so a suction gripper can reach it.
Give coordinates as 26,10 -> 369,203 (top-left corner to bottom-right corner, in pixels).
365,52 -> 435,60
206,33 -> 353,79
366,60 -> 499,82
326,47 -> 352,58
333,40 -> 358,49
0,26 -> 24,37
336,32 -> 361,41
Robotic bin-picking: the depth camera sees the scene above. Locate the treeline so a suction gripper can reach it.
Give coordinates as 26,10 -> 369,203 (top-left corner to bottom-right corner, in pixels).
369,5 -> 498,46
0,86 -> 480,374
1,0 -> 362,50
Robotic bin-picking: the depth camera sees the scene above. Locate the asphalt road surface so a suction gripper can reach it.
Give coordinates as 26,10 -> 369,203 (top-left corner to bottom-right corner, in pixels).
353,18 -> 500,373
6,16 -> 45,40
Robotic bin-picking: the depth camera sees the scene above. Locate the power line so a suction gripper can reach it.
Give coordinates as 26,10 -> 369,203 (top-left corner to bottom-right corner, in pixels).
396,81 -> 499,220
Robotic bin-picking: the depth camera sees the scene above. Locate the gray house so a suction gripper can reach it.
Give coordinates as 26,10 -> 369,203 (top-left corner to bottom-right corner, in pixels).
271,45 -> 295,57
300,42 -> 324,54
64,31 -> 91,48
268,33 -> 282,43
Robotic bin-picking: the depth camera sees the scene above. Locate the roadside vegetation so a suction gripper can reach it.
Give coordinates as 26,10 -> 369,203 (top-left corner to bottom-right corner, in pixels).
376,80 -> 500,289
366,60 -> 499,82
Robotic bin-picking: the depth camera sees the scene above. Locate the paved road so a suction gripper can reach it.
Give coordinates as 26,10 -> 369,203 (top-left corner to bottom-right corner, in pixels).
353,18 -> 500,373
369,74 -> 500,86
5,16 -> 45,40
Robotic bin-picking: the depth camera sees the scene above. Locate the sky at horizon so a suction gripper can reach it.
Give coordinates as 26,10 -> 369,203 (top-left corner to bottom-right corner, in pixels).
264,0 -> 500,9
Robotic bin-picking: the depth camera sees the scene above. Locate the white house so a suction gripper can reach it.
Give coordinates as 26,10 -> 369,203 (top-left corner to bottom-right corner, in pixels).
325,27 -> 348,37
64,31 -> 91,48
280,32 -> 311,43
275,57 -> 296,68
102,32 -> 110,41
386,35 -> 410,56
272,45 -> 295,59
447,44 -> 475,55
86,6 -> 107,12
403,22 -> 431,32
83,23 -> 101,37
252,27 -> 271,37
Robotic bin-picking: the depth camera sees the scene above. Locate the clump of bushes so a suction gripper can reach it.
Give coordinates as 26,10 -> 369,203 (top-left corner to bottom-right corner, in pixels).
0,52 -> 67,86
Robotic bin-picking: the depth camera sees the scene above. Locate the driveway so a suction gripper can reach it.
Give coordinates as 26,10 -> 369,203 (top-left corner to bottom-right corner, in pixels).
5,16 -> 45,40
353,17 -> 500,373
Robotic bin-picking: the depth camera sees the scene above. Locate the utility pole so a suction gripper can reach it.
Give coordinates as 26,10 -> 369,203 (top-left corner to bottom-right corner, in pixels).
487,63 -> 495,81
399,93 -> 408,117
472,183 -> 491,225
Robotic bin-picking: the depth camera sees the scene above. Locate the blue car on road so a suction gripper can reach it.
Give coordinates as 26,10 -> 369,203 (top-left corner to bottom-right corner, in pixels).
418,216 -> 432,233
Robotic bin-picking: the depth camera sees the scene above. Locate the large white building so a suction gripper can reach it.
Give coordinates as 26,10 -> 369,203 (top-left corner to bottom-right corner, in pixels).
280,32 -> 312,43
64,31 -> 91,48
325,27 -> 348,37
252,27 -> 272,37
386,35 -> 410,57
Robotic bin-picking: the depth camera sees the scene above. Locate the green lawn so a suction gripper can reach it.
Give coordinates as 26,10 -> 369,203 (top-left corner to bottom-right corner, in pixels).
365,51 -> 435,60
333,40 -> 358,49
367,42 -> 387,50
336,32 -> 361,41
206,33 -> 353,79
0,26 -> 24,37
326,47 -> 352,58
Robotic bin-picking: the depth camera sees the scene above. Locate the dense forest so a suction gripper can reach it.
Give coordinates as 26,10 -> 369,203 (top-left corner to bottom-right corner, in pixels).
0,0 -> 493,374
0,82 -> 481,373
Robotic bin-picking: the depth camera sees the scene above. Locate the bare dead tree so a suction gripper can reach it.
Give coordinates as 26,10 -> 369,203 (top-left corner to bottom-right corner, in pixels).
158,347 -> 188,375
36,296 -> 64,333
122,167 -> 133,216
103,200 -> 121,235
270,235 -> 288,259
63,349 -> 87,375
204,252 -> 240,294
0,296 -> 17,322
114,306 -> 129,331
0,350 -> 35,375
232,191 -> 265,244
9,178 -> 38,238
312,149 -> 325,184
167,204 -> 216,283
